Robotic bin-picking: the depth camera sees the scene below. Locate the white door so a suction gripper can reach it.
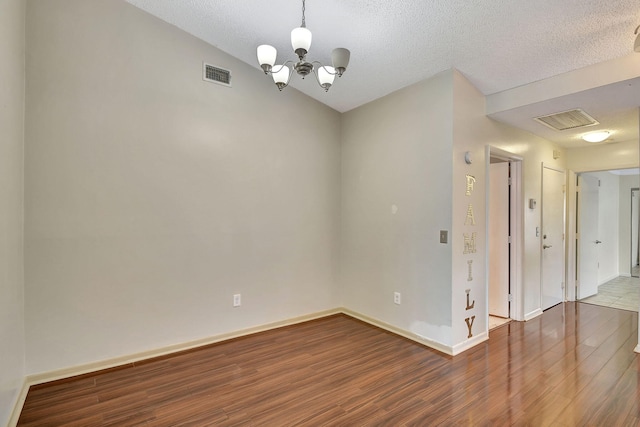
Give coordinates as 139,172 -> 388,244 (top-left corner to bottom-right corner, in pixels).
541,166 -> 565,310
632,189 -> 639,273
577,174 -> 600,299
489,162 -> 510,318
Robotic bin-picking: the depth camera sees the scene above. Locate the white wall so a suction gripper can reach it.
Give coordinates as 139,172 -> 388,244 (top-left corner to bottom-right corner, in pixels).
341,69 -> 567,353
0,0 -> 26,424
453,71 -> 565,322
620,175 -> 640,276
340,71 -> 455,349
24,0 -> 341,375
582,172 -> 619,284
566,140 -> 639,172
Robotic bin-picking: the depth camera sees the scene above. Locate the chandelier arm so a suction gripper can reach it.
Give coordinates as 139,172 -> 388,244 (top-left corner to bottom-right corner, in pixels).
311,61 -> 339,75
265,60 -> 295,75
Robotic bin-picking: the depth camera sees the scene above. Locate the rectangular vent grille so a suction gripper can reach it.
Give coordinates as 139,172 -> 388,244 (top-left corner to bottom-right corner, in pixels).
203,63 -> 232,87
534,109 -> 598,131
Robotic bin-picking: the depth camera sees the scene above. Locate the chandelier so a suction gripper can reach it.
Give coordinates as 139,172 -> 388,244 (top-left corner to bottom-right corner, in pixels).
256,0 -> 350,92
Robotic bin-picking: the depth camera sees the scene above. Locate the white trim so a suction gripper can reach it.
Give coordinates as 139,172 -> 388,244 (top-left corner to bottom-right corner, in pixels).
26,308 -> 340,386
341,308 -> 454,356
524,308 -> 543,321
451,331 -> 489,355
565,170 -> 578,301
8,378 -> 29,427
635,344 -> 640,354
620,273 -> 632,277
598,273 -> 620,286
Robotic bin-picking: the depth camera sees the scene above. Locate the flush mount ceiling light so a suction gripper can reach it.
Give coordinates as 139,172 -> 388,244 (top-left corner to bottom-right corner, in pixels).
582,131 -> 611,143
256,0 -> 350,92
635,25 -> 640,52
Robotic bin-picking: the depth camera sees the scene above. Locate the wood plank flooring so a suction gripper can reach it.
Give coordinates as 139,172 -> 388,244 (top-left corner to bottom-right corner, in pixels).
18,302 -> 640,426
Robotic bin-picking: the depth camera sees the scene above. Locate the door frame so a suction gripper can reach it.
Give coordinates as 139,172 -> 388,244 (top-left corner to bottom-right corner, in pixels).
485,146 -> 524,322
567,168 -> 640,301
631,188 -> 639,277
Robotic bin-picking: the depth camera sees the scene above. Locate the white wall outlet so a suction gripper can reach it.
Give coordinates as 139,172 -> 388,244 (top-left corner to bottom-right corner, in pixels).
393,292 -> 401,305
233,294 -> 241,307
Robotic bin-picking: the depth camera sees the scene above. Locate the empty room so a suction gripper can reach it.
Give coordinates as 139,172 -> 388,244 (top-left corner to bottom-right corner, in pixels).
2,0 -> 640,425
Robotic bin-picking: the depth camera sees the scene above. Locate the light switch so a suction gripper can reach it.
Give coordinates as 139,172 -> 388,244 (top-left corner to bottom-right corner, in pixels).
440,230 -> 448,244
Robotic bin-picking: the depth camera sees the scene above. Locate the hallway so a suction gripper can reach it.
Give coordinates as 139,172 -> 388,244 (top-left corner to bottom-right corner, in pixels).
580,276 -> 640,312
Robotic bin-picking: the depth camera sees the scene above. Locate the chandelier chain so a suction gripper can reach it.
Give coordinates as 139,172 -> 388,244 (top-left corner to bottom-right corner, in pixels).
301,0 -> 306,28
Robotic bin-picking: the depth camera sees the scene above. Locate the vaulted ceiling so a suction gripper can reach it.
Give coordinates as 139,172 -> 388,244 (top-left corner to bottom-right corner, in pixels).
126,0 -> 640,149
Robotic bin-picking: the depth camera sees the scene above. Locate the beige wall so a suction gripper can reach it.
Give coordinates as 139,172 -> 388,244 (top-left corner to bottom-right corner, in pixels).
0,0 -> 26,424
340,71 -> 455,349
16,0 -> 627,385
566,139 -> 639,172
340,69 -> 568,353
24,0 -> 341,375
452,71 -> 565,323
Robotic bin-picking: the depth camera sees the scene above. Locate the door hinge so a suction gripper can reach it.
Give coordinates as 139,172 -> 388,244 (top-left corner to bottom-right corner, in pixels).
598,180 -> 601,187
508,177 -> 512,186
508,235 -> 512,244
508,294 -> 513,302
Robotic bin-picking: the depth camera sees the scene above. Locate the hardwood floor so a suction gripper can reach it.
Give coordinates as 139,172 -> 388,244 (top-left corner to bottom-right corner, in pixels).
18,302 -> 639,426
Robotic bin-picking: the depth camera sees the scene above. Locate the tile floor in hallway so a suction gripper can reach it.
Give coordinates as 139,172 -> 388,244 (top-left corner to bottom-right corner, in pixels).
580,275 -> 640,312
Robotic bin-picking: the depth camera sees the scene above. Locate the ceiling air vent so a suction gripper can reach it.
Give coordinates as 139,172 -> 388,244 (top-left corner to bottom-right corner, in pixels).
534,109 -> 599,131
203,63 -> 232,87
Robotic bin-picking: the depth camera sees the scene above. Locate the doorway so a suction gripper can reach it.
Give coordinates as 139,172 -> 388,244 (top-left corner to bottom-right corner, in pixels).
486,146 -> 523,325
573,169 -> 640,312
488,160 -> 510,326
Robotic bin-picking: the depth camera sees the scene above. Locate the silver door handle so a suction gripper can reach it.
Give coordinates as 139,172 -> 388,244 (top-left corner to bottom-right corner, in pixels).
595,240 -> 602,244
543,244 -> 552,249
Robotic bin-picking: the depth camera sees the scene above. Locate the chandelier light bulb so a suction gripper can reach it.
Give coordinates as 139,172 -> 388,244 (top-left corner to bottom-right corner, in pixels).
257,45 -> 277,72
318,66 -> 335,91
291,27 -> 312,59
272,65 -> 290,90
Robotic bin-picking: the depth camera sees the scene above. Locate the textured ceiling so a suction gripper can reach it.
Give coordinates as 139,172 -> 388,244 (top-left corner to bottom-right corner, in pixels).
125,0 -> 640,148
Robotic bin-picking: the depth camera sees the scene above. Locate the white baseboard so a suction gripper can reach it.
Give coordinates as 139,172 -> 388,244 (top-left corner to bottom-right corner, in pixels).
524,308 -> 543,321
18,305 -> 508,418
8,378 -> 29,427
635,344 -> 640,354
340,308 -> 454,356
598,273 -> 621,286
26,308 -> 341,386
620,273 -> 632,278
451,331 -> 489,355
